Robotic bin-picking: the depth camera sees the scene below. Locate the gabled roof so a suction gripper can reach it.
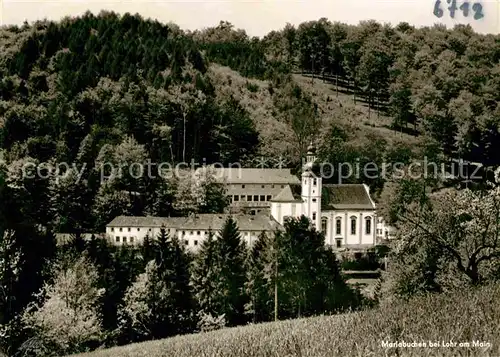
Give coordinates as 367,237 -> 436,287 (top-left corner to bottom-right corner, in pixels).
107,214 -> 283,232
321,184 -> 375,210
197,167 -> 300,185
271,184 -> 303,203
107,216 -> 179,227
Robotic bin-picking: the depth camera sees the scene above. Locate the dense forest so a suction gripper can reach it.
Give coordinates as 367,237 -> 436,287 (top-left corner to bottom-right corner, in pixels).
2,12 -> 500,232
1,10 -> 500,356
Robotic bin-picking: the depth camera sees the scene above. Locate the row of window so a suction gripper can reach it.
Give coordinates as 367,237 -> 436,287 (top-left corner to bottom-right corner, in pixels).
320,216 -> 372,235
239,184 -> 285,189
116,236 -> 135,243
111,227 -> 152,233
233,195 -> 272,202
115,236 -> 202,246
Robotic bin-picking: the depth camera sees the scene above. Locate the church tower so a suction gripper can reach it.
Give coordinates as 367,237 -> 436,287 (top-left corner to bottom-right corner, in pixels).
301,142 -> 322,231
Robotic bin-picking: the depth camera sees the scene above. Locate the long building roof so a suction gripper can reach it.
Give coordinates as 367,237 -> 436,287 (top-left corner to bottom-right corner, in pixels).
107,213 -> 283,232
197,167 -> 300,185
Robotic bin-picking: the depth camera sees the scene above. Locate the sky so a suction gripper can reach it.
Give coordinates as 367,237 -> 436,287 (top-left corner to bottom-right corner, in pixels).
1,0 -> 499,36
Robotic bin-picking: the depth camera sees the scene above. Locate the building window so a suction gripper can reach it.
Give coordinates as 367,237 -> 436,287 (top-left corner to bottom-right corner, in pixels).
312,212 -> 316,220
313,178 -> 317,186
321,217 -> 328,233
197,231 -> 201,235
261,185 -> 265,188
272,184 -> 275,188
184,240 -> 188,245
119,228 -> 123,232
257,209 -> 261,213
241,195 -> 246,201
365,217 -> 372,234
122,237 -> 127,243
247,195 -> 252,201
149,228 -> 152,231
128,227 -> 131,232
260,195 -> 265,201
130,236 -> 134,243
137,228 -> 140,232
377,229 -> 382,235
281,185 -> 284,188
234,195 -> 239,201
253,195 -> 259,201
242,185 -> 245,188
115,236 -> 119,242
250,210 -> 256,215
111,228 -> 114,232
194,240 -> 198,246
336,218 -> 342,235
190,231 -> 193,235
350,216 -> 357,235
182,231 -> 185,236
336,238 -> 342,248
312,198 -> 317,202
267,195 -> 272,201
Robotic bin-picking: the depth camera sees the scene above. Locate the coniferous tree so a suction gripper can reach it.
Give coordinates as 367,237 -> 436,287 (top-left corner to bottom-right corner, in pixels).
244,231 -> 274,323
140,233 -> 155,265
191,230 -> 225,329
215,216 -> 248,326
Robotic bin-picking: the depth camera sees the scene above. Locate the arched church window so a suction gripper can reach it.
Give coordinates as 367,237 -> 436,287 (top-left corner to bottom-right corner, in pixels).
321,217 -> 328,233
335,218 -> 342,235
365,216 -> 372,235
350,216 -> 357,235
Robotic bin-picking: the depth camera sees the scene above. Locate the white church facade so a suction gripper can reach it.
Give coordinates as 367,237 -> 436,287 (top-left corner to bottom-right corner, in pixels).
102,144 -> 379,250
270,144 -> 376,249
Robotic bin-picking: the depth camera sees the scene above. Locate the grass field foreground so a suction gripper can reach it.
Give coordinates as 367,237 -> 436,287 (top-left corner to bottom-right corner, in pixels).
71,283 -> 500,357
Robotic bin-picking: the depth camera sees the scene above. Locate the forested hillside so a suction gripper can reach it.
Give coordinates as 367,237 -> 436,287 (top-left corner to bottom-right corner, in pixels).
1,11 -> 500,357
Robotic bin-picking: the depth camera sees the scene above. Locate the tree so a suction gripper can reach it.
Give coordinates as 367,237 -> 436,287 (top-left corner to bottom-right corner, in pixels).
195,166 -> 229,214
21,257 -> 105,356
357,33 -> 393,115
50,167 -> 93,233
268,216 -> 360,319
389,181 -> 500,297
120,228 -> 194,340
389,56 -> 414,130
214,217 -> 248,326
0,230 -> 23,354
190,230 -> 226,329
244,231 -> 274,323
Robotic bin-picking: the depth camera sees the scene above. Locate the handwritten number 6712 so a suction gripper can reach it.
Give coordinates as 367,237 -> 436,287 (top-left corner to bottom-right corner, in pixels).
434,0 -> 484,20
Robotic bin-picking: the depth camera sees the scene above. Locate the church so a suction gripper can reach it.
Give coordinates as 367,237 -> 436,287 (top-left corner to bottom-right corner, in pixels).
104,143 -> 378,250
269,144 -> 376,249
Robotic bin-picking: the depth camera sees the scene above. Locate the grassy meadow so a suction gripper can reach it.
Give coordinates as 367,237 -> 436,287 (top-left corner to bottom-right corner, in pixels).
70,283 -> 500,357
